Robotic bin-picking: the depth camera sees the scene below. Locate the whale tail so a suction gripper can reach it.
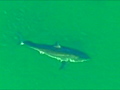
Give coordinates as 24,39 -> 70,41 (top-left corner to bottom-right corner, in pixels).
15,32 -> 25,45
0,31 -> 25,47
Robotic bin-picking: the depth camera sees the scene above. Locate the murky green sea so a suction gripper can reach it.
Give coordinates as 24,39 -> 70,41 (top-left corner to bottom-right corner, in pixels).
0,1 -> 120,89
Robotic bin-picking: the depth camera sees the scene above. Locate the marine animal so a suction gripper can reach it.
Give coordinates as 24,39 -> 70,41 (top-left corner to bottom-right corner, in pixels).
21,40 -> 90,69
17,32 -> 90,69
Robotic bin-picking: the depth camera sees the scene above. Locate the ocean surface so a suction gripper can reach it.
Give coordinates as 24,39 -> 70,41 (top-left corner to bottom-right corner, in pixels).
0,1 -> 120,89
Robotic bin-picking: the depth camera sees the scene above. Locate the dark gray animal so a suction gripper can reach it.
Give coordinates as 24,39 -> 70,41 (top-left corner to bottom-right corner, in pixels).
20,40 -> 90,69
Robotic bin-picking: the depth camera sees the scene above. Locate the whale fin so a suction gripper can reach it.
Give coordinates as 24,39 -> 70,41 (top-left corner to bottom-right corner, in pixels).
59,61 -> 67,70
54,42 -> 61,48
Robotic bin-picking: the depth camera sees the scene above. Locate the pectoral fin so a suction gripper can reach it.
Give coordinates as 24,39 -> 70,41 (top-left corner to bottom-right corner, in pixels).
59,61 -> 67,70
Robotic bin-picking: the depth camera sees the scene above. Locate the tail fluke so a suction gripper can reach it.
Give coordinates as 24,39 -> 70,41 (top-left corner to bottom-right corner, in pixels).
15,32 -> 25,45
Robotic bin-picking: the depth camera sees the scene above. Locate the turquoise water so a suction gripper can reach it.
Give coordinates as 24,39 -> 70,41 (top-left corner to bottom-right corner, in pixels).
0,1 -> 120,89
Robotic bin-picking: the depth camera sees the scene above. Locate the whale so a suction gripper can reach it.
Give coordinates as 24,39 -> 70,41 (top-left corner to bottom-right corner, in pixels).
20,40 -> 90,69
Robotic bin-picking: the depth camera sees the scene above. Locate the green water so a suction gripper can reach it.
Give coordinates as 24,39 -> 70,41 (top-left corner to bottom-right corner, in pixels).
0,1 -> 120,89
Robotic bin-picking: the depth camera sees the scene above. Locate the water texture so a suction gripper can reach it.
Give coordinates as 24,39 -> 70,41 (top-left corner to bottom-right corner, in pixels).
0,1 -> 120,89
